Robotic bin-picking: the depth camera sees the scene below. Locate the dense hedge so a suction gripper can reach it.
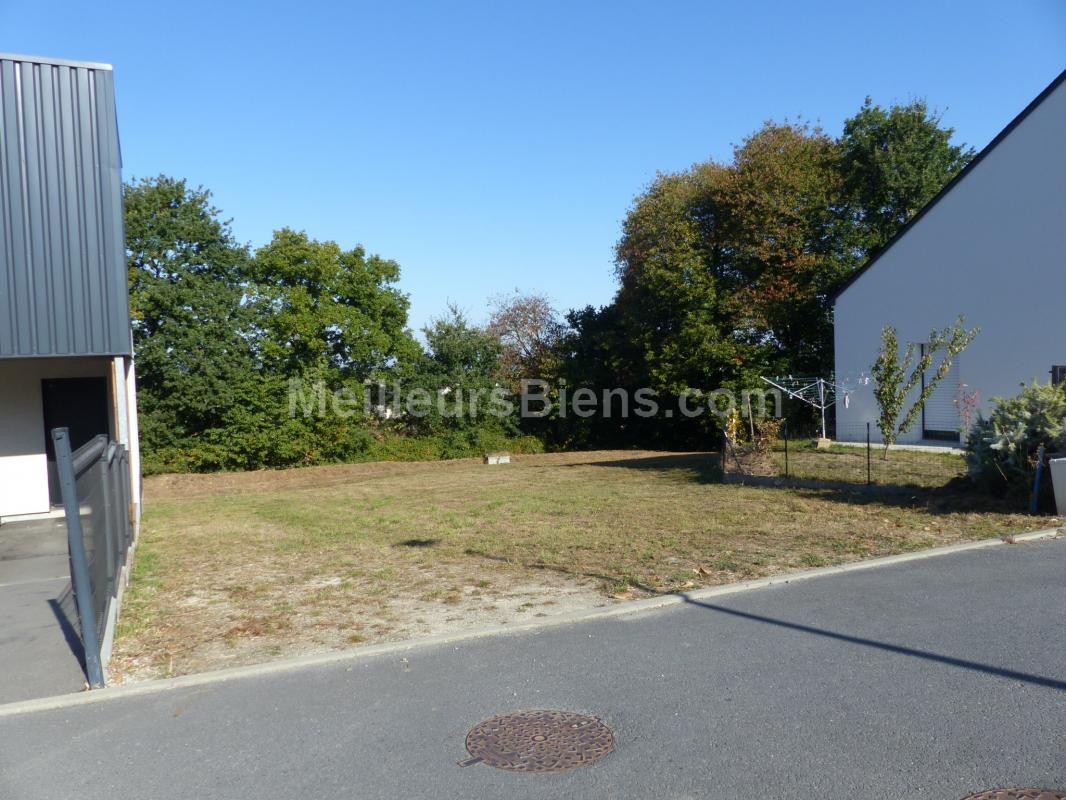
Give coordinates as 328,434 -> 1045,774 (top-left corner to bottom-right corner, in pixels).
142,428 -> 545,476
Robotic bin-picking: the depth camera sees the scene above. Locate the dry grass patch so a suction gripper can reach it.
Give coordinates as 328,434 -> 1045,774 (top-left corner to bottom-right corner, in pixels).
113,450 -> 1045,681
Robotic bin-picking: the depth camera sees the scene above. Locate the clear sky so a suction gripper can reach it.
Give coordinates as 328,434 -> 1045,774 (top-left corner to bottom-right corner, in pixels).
4,1 -> 1064,333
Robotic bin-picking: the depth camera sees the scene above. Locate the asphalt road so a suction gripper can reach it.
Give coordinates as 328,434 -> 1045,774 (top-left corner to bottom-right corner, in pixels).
1,538 -> 1063,800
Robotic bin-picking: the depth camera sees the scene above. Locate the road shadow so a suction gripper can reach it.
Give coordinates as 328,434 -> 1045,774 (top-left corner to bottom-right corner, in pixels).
470,542 -> 1065,691
681,594 -> 1066,692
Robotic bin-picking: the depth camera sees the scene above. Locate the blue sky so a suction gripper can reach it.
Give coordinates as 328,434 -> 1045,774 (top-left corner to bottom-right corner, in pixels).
4,1 -> 1064,333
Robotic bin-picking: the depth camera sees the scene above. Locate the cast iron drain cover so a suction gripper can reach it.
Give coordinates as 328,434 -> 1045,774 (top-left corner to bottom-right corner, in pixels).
962,791 -> 1066,800
459,710 -> 615,773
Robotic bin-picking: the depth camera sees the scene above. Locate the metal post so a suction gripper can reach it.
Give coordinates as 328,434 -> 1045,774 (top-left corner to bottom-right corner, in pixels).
819,379 -> 827,441
100,445 -> 117,594
866,422 -> 872,485
1031,444 -> 1046,515
52,428 -> 105,688
119,448 -> 132,549
783,423 -> 789,478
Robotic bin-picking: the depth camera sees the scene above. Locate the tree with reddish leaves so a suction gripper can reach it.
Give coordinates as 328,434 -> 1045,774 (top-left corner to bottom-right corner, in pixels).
486,290 -> 565,391
567,100 -> 971,448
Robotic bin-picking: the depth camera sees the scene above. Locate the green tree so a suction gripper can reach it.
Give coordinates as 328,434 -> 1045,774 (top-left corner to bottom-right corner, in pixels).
714,122 -> 850,375
248,228 -> 418,382
549,303 -> 651,449
124,176 -> 259,460
871,316 -> 979,457
126,181 -> 426,472
614,162 -> 747,397
409,306 -> 510,437
840,99 -> 975,253
606,122 -> 847,447
560,100 -> 974,451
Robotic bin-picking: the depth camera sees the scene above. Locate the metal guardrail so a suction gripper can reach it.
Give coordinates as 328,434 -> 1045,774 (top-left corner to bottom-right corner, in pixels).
52,428 -> 134,688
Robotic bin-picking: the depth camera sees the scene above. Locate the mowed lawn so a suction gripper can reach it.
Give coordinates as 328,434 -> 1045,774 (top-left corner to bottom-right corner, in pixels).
113,450 -> 1046,681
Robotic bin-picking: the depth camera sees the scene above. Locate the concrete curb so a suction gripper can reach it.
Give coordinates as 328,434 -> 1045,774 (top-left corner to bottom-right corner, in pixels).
0,526 -> 1060,719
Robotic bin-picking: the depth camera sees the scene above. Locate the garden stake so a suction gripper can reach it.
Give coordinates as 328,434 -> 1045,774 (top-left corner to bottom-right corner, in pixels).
1030,444 -> 1046,514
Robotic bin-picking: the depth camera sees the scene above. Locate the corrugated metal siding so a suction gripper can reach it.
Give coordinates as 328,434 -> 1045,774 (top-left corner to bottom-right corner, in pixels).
0,55 -> 130,358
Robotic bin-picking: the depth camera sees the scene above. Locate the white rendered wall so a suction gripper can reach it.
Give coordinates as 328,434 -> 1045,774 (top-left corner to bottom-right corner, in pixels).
122,355 -> 142,522
0,357 -> 110,517
834,78 -> 1066,443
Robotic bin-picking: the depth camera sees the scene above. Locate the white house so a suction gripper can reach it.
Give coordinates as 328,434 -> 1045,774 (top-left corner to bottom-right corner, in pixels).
834,68 -> 1066,445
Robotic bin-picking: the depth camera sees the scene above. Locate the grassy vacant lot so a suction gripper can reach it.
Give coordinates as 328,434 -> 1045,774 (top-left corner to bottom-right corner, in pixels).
113,450 -> 1045,681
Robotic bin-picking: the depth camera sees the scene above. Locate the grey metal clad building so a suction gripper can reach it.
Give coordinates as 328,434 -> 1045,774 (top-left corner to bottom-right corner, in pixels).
0,53 -> 130,358
0,53 -> 140,520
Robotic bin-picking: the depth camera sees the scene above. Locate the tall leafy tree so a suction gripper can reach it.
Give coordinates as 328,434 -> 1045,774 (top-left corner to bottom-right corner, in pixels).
127,181 -> 425,471
612,123 -> 844,406
840,98 -> 975,253
557,100 -> 971,450
549,303 -> 654,448
248,228 -> 419,382
124,176 -> 258,455
714,122 -> 849,375
613,162 -> 746,398
409,306 -> 511,436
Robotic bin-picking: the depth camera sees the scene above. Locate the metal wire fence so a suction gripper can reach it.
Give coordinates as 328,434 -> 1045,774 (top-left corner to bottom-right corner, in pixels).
723,422 -> 968,491
52,428 -> 134,688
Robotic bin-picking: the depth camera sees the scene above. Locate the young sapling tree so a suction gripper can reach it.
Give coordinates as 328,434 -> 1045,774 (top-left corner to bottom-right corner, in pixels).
871,316 -> 978,458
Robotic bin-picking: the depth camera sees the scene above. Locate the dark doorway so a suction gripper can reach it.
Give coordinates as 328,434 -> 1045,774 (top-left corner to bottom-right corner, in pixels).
41,377 -> 110,503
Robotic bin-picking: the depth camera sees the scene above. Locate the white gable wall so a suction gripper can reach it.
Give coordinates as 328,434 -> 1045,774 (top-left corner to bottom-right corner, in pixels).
834,75 -> 1066,444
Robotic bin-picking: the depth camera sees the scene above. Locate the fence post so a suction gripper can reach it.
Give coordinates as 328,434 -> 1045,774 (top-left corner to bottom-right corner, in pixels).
1030,444 -> 1046,514
119,448 -> 132,549
866,422 -> 872,485
100,445 -> 117,596
52,428 -> 105,689
783,423 -> 789,478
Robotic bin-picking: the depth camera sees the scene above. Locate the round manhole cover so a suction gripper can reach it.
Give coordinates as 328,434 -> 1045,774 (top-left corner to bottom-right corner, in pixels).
460,710 -> 615,773
962,791 -> 1066,800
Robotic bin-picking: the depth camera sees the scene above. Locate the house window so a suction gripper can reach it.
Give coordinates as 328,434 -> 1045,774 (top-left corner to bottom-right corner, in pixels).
921,344 -> 961,442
